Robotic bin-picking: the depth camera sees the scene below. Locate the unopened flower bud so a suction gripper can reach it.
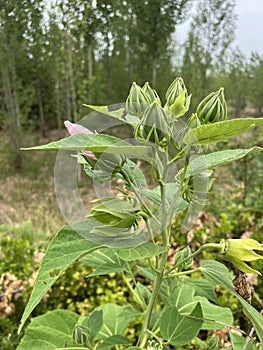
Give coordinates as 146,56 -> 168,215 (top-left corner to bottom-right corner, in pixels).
126,82 -> 151,116
176,169 -> 214,203
196,88 -> 227,124
73,325 -> 87,345
221,238 -> 263,275
135,101 -> 171,147
142,82 -> 161,104
89,198 -> 143,230
93,152 -> 126,177
174,246 -> 193,271
165,77 -> 191,117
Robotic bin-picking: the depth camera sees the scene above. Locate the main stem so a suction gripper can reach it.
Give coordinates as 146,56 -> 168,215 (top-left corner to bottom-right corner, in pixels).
139,150 -> 170,347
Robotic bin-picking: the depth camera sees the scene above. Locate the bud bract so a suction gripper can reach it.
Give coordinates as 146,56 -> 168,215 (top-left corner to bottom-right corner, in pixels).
89,198 -> 143,230
196,87 -> 227,124
221,238 -> 263,275
174,246 -> 193,271
176,169 -> 214,203
83,152 -> 126,181
142,82 -> 161,104
126,82 -> 151,116
135,101 -> 171,147
73,325 -> 87,345
187,113 -> 201,129
165,77 -> 191,117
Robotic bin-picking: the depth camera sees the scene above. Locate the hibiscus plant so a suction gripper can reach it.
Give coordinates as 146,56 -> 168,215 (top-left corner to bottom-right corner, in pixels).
17,78 -> 263,350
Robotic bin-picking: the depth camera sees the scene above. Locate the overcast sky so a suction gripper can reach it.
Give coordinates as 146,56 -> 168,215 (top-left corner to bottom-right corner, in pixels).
176,0 -> 263,56
235,0 -> 263,55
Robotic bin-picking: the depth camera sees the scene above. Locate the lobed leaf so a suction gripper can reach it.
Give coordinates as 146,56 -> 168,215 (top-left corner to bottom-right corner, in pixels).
18,225 -> 100,333
16,310 -> 79,350
94,304 -> 137,340
160,303 -> 203,346
200,260 -> 263,342
21,133 -> 151,157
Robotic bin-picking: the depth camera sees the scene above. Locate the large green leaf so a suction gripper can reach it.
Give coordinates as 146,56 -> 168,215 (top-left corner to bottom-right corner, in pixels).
16,310 -> 79,350
81,247 -> 126,276
183,118 -> 263,145
200,260 -> 263,342
186,147 -> 263,176
180,277 -> 218,304
161,283 -> 232,330
159,303 -> 203,346
18,225 -> 99,333
94,304 -> 137,340
116,242 -> 166,261
21,133 -> 150,157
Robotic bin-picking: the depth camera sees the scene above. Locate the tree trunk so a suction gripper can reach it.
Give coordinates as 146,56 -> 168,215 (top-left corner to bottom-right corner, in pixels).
87,43 -> 93,78
36,74 -> 47,137
53,48 -> 62,129
152,57 -> 157,88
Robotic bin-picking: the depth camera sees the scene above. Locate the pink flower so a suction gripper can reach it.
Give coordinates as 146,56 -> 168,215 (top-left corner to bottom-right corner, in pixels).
64,120 -> 96,159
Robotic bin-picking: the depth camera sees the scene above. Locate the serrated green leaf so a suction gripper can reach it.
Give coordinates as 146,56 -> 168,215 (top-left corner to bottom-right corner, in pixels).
94,304 -> 137,340
183,118 -> 263,145
21,133 -> 151,157
116,242 -> 166,261
16,310 -> 79,350
186,147 -> 263,176
160,303 -> 203,346
96,335 -> 131,350
81,248 -> 126,276
200,260 -> 263,342
18,225 -> 99,333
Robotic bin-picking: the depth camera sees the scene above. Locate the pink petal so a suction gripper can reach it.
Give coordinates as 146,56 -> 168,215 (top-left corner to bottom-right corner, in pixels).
64,120 -> 93,135
82,150 -> 97,159
64,120 -> 96,159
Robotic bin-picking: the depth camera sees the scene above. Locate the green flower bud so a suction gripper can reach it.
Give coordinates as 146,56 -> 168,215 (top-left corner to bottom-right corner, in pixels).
135,101 -> 171,147
174,246 -> 193,271
165,77 -> 191,117
176,169 -> 214,203
89,198 -> 143,230
196,87 -> 227,124
207,336 -> 219,350
221,238 -> 263,275
83,153 -> 126,181
126,82 -> 151,116
142,82 -> 161,104
73,325 -> 87,345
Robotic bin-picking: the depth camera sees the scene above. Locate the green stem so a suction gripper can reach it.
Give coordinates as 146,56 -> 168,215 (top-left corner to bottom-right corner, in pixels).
138,250 -> 168,348
121,271 -> 146,310
138,152 -> 170,348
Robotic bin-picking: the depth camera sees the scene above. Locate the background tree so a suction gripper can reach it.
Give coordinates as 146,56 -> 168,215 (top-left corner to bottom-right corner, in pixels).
181,0 -> 237,107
